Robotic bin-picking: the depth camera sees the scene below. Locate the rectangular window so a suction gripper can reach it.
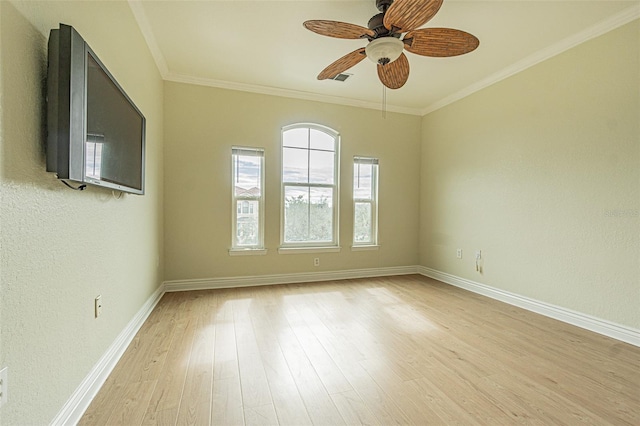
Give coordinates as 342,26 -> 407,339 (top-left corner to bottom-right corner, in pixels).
281,125 -> 339,249
353,156 -> 378,246
231,147 -> 265,252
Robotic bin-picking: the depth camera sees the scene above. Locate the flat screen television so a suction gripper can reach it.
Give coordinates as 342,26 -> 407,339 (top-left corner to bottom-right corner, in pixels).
47,24 -> 145,195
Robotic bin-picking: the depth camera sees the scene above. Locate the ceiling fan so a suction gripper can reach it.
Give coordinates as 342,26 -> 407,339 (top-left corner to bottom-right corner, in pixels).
303,0 -> 479,89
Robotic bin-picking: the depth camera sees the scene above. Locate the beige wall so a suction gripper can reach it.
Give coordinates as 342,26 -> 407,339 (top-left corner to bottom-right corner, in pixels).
163,82 -> 421,281
0,1 -> 163,424
420,20 -> 640,329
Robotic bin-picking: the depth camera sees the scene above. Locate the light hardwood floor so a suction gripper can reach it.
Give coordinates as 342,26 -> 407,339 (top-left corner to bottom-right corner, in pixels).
80,275 -> 640,425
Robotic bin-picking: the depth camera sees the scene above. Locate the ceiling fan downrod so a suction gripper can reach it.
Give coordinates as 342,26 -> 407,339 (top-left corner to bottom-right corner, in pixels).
368,0 -> 400,39
376,0 -> 393,13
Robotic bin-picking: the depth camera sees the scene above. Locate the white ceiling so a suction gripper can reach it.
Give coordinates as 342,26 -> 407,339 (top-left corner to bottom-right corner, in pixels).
129,0 -> 640,115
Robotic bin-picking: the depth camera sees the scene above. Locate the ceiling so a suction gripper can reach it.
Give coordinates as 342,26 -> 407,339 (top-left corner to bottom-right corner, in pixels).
128,0 -> 640,115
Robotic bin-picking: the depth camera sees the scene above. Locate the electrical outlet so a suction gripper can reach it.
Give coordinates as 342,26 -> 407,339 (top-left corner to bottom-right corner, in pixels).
0,367 -> 8,407
95,295 -> 102,318
314,258 -> 320,267
476,250 -> 482,260
456,249 -> 462,259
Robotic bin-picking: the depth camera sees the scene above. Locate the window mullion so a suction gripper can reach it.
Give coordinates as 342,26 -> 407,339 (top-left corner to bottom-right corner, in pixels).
285,182 -> 333,189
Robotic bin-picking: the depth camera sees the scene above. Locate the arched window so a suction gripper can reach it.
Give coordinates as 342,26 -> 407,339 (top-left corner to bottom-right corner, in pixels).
281,124 -> 339,248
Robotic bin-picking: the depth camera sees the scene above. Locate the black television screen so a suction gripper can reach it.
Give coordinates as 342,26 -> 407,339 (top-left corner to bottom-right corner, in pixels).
47,24 -> 145,194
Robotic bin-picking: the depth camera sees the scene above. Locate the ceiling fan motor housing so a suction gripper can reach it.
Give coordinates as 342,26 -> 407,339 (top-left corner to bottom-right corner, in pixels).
368,13 -> 391,38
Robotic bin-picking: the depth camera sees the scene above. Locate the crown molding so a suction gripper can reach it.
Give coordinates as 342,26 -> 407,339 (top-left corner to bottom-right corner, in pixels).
128,1 -> 639,118
421,4 -> 640,115
127,0 -> 169,77
164,72 -> 423,116
125,0 -> 421,116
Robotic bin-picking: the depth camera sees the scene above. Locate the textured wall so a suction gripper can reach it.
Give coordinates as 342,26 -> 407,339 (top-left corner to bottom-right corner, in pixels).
420,20 -> 640,329
0,1 -> 163,424
163,82 -> 421,281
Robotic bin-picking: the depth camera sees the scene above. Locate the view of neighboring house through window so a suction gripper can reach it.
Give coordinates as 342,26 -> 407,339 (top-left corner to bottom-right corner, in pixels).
231,147 -> 264,250
281,124 -> 339,247
353,156 -> 378,246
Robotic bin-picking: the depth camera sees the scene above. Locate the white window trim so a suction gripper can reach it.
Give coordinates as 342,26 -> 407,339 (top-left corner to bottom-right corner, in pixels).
231,146 -> 265,250
352,156 -> 379,247
229,248 -> 268,256
280,123 -> 340,251
278,246 -> 341,254
351,245 -> 379,251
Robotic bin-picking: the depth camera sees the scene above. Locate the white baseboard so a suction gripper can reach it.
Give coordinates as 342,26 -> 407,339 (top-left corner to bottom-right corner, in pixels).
163,266 -> 418,292
53,265 -> 639,425
50,284 -> 166,426
417,266 -> 640,347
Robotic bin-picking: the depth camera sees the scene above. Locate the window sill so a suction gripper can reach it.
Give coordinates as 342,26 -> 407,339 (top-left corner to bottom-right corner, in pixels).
228,248 -> 268,256
278,246 -> 341,254
351,245 -> 380,251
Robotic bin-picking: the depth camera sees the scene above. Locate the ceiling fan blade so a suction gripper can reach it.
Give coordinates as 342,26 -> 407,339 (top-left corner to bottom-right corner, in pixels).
304,20 -> 375,39
377,53 -> 409,89
404,28 -> 479,57
384,0 -> 443,33
318,48 -> 367,80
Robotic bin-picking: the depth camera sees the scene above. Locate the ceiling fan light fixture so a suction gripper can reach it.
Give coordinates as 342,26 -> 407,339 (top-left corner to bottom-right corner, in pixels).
365,37 -> 404,65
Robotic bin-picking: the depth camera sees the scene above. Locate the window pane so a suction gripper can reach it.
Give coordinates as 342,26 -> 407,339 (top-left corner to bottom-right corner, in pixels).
309,150 -> 335,184
354,202 -> 372,243
283,146 -> 309,183
309,187 -> 333,242
236,200 -> 259,246
283,128 -> 309,148
234,154 -> 261,196
310,129 -> 334,151
353,163 -> 373,200
284,186 -> 309,242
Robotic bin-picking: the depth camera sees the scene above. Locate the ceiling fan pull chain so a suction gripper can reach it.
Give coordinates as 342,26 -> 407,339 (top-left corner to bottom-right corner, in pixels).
382,84 -> 387,119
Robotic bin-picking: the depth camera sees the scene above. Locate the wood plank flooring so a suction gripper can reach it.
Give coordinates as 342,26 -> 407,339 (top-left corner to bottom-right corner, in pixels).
80,275 -> 640,425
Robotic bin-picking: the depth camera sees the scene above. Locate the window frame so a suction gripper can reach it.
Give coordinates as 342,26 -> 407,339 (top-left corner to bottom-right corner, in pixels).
279,123 -> 340,251
230,146 -> 266,255
352,156 -> 379,248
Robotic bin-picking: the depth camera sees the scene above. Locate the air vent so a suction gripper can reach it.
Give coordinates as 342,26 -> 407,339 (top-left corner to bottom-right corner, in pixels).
330,73 -> 351,82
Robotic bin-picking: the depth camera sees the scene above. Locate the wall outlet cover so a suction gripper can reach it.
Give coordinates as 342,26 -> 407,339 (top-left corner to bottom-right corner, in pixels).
0,366 -> 8,407
95,295 -> 102,318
